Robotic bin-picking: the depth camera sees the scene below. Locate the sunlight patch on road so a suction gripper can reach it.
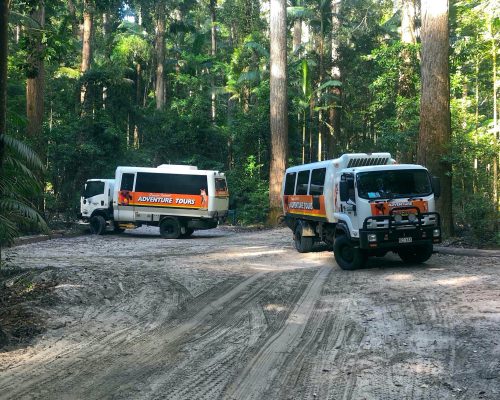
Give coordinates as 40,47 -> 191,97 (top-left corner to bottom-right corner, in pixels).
406,360 -> 443,375
227,249 -> 287,258
54,284 -> 84,289
264,303 -> 287,313
386,273 -> 414,281
434,276 -> 480,286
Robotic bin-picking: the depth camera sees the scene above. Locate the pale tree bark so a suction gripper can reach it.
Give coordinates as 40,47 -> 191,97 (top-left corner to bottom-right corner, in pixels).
80,0 -> 94,106
317,17 -> 325,162
488,18 -> 498,223
293,19 -> 302,53
398,0 -> 417,162
417,0 -> 453,236
292,0 -> 302,53
155,2 -> 166,110
401,0 -> 416,44
210,0 -> 217,121
26,1 -> 46,154
327,0 -> 341,158
268,0 -> 288,225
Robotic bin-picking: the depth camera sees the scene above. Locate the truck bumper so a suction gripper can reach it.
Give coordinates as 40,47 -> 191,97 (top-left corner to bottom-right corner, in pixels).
359,212 -> 442,250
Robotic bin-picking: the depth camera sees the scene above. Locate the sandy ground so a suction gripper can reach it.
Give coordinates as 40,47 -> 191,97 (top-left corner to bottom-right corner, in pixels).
0,226 -> 499,400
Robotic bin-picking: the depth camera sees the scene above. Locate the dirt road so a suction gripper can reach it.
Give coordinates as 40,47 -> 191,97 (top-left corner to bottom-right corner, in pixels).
1,227 -> 499,399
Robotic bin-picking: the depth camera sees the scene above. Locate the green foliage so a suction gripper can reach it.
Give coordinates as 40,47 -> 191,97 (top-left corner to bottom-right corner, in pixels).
226,156 -> 269,224
0,135 -> 48,246
3,0 -> 498,243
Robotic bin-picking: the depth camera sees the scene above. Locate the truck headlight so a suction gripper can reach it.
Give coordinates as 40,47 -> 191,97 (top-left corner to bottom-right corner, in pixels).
408,213 -> 417,222
368,234 -> 377,242
394,214 -> 402,223
433,228 -> 440,237
368,219 -> 377,229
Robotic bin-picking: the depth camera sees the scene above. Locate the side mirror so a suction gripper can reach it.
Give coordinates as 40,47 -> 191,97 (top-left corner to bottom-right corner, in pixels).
432,176 -> 441,199
339,181 -> 349,202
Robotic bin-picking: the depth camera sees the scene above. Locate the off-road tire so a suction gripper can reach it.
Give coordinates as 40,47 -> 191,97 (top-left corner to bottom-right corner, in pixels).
294,223 -> 314,253
334,235 -> 367,270
398,243 -> 433,264
89,215 -> 106,235
160,217 -> 181,239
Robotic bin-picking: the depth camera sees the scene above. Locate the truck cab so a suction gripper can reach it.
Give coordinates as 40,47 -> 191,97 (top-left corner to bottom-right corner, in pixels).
79,179 -> 115,232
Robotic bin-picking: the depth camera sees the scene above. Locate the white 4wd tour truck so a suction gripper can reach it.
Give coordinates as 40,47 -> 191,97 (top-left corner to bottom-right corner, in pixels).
79,165 -> 229,239
281,153 -> 442,270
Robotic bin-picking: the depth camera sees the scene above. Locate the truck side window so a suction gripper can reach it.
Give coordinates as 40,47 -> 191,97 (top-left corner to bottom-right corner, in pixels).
83,181 -> 105,198
348,176 -> 355,201
296,170 -> 310,195
135,172 -> 208,195
310,168 -> 326,195
284,172 -> 296,195
341,174 -> 355,202
121,173 -> 135,191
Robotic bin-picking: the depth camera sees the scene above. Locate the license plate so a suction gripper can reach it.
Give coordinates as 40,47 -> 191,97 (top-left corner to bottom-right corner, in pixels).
399,237 -> 413,243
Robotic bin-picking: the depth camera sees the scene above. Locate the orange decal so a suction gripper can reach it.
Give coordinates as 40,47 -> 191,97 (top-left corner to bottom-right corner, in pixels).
127,192 -> 208,209
370,200 -> 428,216
284,195 -> 326,218
215,189 -> 229,197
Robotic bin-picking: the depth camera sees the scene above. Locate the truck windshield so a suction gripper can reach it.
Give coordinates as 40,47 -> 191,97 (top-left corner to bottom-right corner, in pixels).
83,181 -> 105,198
356,169 -> 432,200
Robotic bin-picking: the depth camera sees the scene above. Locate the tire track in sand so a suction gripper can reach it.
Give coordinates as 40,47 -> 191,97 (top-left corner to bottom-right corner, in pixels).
223,265 -> 331,400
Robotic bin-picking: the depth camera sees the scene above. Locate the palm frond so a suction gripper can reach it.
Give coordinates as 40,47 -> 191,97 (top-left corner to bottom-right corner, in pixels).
1,135 -> 44,171
3,156 -> 41,182
0,198 -> 48,230
316,80 -> 342,93
0,215 -> 20,244
244,42 -> 270,59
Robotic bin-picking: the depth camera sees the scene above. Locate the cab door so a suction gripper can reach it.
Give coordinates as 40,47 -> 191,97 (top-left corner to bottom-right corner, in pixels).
340,173 -> 359,231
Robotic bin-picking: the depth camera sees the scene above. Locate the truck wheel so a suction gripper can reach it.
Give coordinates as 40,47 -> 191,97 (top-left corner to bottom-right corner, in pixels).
89,215 -> 106,235
294,224 -> 314,253
181,228 -> 195,238
160,217 -> 181,239
334,235 -> 367,270
398,243 -> 433,263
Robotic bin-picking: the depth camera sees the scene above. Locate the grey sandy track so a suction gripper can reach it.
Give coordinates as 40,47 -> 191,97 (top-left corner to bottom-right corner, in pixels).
1,227 -> 499,400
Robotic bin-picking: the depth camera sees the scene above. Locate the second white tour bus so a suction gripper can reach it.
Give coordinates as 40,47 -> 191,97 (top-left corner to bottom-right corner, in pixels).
80,165 -> 229,238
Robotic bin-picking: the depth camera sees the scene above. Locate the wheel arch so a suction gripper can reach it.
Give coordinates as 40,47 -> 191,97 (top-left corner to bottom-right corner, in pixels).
334,221 -> 351,239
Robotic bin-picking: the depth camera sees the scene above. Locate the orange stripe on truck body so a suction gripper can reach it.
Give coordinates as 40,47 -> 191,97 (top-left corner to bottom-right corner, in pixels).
119,190 -> 209,209
283,195 -> 326,218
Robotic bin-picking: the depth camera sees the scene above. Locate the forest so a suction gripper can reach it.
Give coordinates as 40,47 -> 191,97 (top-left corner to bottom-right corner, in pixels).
0,0 -> 498,246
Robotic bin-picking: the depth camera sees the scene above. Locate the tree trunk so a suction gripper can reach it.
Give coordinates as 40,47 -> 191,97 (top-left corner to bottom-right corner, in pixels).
398,0 -> 417,162
293,19 -> 301,53
67,0 -> 79,37
26,1 -> 45,143
155,2 -> 166,110
317,18 -> 324,162
210,0 -> 217,121
80,0 -> 93,106
328,0 -> 341,159
0,0 -> 9,164
401,0 -> 416,45
417,0 -> 453,236
489,18 -> 498,226
268,0 -> 288,225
